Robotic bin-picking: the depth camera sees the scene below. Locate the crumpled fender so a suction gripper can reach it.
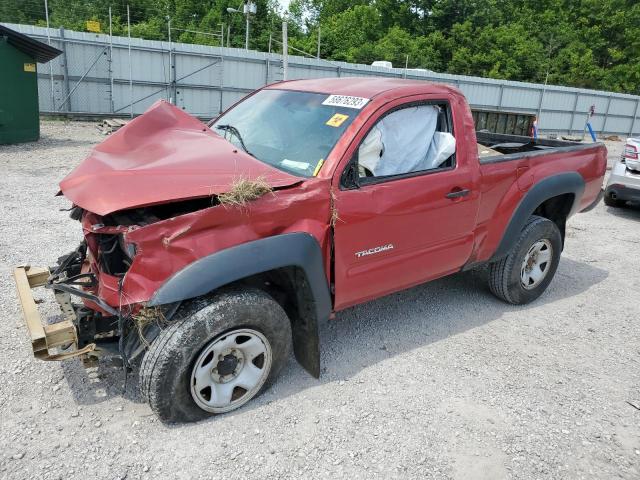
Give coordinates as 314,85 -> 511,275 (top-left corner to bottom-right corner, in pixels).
101,179 -> 332,308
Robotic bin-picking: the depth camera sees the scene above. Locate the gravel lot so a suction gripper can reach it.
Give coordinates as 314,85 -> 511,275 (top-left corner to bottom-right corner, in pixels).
0,121 -> 639,480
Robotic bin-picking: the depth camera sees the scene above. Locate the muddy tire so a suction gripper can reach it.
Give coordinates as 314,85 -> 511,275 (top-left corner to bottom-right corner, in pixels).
140,288 -> 291,423
488,215 -> 562,305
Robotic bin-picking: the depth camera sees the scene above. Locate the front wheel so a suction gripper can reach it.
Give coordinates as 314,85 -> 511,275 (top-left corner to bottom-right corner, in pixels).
140,288 -> 292,423
488,215 -> 562,305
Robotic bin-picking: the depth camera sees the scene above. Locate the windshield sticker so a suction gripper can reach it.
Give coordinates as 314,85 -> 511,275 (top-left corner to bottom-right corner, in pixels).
281,159 -> 310,170
326,113 -> 349,127
322,95 -> 369,109
313,159 -> 325,176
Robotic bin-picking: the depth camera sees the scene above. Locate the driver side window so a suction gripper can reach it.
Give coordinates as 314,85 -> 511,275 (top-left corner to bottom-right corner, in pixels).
357,102 -> 456,179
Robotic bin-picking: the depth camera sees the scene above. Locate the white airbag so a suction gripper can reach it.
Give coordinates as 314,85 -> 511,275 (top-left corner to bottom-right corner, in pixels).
358,105 -> 455,176
424,131 -> 456,169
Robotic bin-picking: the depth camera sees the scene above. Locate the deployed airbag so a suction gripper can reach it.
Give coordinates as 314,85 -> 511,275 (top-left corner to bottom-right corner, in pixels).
358,105 -> 455,176
424,131 -> 456,169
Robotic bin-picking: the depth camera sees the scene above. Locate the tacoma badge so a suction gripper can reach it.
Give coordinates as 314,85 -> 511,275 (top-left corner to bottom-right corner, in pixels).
355,244 -> 394,258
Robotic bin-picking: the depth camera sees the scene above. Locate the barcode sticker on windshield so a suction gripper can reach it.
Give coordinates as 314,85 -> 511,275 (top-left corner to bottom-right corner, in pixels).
322,95 -> 369,109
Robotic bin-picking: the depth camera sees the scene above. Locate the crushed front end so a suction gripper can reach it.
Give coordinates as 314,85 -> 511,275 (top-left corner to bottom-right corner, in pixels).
12,100 -> 322,367
13,206 -> 169,366
13,239 -> 128,364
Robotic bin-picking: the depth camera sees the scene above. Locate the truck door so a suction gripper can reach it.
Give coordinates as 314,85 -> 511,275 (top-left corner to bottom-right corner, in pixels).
332,96 -> 481,310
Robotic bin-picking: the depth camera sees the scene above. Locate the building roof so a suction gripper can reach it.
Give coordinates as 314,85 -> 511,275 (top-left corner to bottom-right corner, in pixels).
0,24 -> 61,63
268,77 -> 459,99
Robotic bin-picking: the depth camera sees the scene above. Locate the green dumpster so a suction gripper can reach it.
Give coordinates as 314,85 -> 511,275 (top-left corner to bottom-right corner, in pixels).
0,25 -> 61,144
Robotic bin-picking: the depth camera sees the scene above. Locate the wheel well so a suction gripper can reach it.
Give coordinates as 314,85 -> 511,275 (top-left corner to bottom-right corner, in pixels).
229,267 -> 313,325
226,266 -> 321,377
532,193 -> 575,246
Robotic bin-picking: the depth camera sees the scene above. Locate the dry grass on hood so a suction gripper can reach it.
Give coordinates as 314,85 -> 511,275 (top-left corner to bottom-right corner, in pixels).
218,176 -> 273,207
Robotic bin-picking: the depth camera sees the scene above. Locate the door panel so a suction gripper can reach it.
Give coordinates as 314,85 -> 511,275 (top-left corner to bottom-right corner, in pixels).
333,168 -> 480,310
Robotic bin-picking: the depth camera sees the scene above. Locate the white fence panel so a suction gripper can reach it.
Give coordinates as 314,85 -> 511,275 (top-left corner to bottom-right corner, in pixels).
4,22 -> 639,136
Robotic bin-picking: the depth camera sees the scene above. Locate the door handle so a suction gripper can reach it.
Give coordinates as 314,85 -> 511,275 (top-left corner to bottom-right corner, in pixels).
446,188 -> 470,199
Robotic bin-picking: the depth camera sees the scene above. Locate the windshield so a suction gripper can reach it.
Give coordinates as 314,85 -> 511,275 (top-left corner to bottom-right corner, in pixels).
211,89 -> 362,177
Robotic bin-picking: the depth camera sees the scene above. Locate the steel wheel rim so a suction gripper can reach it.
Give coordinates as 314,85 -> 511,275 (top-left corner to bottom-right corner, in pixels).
190,328 -> 272,413
520,239 -> 553,290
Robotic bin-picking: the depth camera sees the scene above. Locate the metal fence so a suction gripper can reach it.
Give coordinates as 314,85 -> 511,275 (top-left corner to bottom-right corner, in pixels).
4,22 -> 640,136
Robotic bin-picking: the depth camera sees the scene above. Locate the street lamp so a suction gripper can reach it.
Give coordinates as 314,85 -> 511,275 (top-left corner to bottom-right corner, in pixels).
227,2 -> 256,50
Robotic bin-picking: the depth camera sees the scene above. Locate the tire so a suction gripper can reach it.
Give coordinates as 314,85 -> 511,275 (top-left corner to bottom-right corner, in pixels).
488,215 -> 562,305
140,288 -> 291,423
604,193 -> 626,208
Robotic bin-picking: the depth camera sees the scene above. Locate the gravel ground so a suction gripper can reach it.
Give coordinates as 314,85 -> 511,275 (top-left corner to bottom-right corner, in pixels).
0,121 -> 639,480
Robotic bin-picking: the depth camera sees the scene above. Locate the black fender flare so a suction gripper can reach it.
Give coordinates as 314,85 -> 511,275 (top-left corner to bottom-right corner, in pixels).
148,232 -> 331,377
490,172 -> 585,262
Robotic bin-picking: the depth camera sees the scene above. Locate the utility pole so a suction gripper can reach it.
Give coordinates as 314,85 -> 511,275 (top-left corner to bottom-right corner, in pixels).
167,17 -> 174,104
127,4 -> 133,118
245,15 -> 249,50
317,26 -> 321,59
108,6 -> 114,113
227,2 -> 256,51
282,15 -> 288,80
44,0 -> 55,111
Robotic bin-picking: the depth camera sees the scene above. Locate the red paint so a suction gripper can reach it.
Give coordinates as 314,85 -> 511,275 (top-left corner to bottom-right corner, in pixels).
60,101 -> 300,216
58,78 -> 606,313
331,90 -> 481,309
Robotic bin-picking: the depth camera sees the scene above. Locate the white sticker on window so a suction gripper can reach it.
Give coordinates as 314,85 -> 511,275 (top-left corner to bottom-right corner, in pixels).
281,159 -> 310,170
322,95 -> 370,110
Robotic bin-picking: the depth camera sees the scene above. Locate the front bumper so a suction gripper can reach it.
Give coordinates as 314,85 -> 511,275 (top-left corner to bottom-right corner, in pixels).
13,265 -> 96,361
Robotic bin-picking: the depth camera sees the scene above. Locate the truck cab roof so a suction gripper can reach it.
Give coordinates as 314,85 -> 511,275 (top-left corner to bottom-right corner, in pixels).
266,77 -> 461,100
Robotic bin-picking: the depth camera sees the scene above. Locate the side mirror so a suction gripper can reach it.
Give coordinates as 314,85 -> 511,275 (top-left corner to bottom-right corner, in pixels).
340,155 -> 360,190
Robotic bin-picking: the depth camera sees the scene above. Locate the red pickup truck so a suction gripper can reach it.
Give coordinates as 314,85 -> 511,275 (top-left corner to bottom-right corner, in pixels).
14,78 -> 606,422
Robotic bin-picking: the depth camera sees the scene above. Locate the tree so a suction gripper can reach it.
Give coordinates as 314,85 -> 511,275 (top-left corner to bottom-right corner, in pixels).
2,0 -> 637,93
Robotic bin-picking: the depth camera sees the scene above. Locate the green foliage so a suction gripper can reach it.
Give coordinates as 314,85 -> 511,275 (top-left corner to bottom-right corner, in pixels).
2,0 -> 638,93
289,0 -> 640,94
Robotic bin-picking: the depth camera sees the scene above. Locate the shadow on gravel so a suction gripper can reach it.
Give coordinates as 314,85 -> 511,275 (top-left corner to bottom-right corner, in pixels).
59,257 -> 608,418
0,136 -> 95,152
40,137 -> 96,149
605,203 -> 640,220
60,356 -> 144,407
271,257 -> 608,397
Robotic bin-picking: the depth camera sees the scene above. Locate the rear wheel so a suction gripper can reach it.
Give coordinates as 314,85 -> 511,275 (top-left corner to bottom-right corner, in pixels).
488,215 -> 562,305
140,288 -> 291,423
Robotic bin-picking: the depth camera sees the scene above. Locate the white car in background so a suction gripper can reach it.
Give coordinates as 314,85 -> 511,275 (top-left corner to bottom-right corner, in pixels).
604,137 -> 640,207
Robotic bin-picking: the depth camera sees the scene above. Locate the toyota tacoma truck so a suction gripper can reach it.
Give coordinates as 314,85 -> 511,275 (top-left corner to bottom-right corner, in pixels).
14,78 -> 606,422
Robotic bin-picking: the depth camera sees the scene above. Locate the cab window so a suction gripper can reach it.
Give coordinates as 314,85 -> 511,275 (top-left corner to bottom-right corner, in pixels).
357,102 -> 456,180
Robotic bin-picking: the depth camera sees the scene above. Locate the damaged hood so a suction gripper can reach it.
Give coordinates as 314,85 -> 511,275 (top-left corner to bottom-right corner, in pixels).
59,101 -> 301,215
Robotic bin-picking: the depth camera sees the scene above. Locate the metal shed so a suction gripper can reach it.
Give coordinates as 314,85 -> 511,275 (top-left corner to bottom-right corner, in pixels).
0,25 -> 61,144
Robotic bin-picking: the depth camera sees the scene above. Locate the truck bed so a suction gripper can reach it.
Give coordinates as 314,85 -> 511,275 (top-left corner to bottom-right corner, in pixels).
472,131 -> 607,265
476,131 -> 599,164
